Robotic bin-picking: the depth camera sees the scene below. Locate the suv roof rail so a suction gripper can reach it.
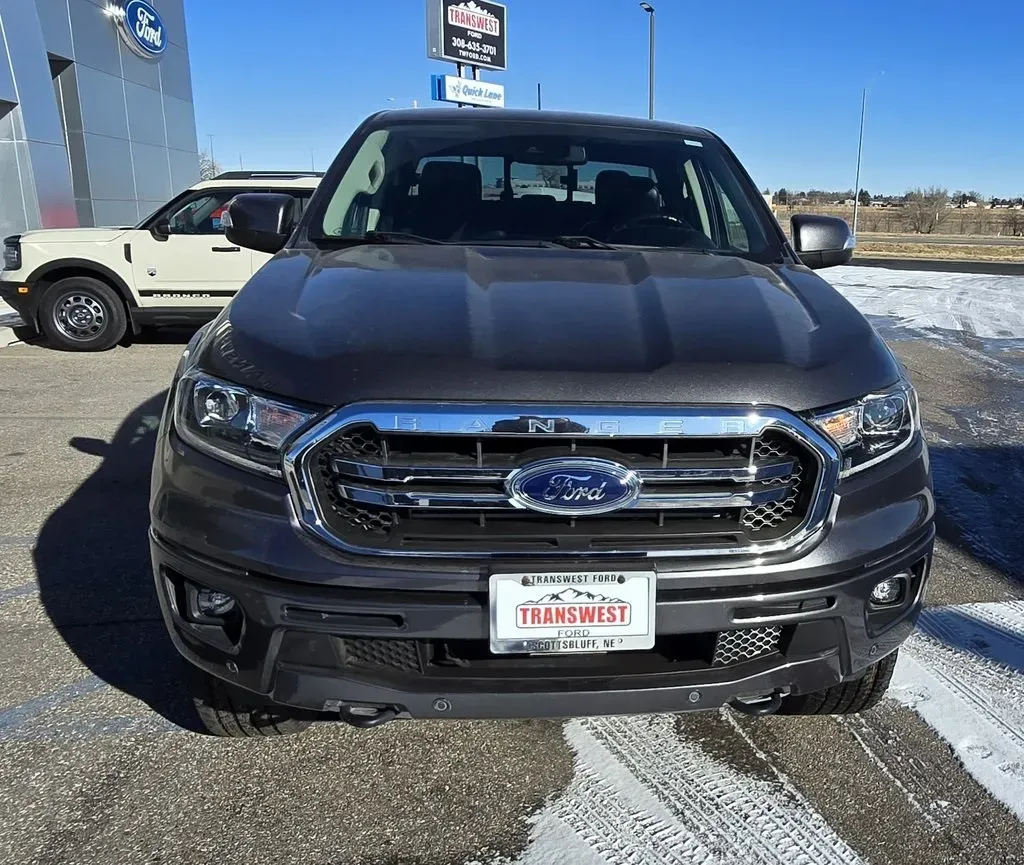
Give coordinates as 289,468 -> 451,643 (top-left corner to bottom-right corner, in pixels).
212,170 -> 325,180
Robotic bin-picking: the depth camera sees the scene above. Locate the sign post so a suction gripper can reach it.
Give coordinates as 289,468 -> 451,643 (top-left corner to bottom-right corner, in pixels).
427,0 -> 507,108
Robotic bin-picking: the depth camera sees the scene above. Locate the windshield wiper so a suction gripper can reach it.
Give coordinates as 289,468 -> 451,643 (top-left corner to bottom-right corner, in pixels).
359,231 -> 445,245
548,235 -> 619,250
315,231 -> 446,246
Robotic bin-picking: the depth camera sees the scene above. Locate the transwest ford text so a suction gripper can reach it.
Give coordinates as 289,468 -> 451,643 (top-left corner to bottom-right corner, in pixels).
518,603 -> 631,628
448,5 -> 500,35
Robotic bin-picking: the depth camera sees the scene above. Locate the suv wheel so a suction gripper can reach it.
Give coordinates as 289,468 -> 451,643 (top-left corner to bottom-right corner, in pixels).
39,276 -> 127,351
186,666 -> 313,737
776,650 -> 899,716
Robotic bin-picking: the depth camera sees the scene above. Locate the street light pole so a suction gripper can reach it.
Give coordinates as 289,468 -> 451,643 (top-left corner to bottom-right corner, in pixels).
640,3 -> 655,119
852,88 -> 867,237
852,72 -> 883,237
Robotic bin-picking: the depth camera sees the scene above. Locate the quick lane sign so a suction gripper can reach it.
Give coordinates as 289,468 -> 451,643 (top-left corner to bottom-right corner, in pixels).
427,0 -> 507,71
431,74 -> 505,108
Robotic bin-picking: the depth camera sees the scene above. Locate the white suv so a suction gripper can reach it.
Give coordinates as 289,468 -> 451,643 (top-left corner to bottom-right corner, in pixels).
0,171 -> 321,351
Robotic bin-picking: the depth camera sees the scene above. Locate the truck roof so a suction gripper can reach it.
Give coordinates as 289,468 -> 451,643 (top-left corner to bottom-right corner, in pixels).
192,175 -> 322,191
369,108 -> 712,139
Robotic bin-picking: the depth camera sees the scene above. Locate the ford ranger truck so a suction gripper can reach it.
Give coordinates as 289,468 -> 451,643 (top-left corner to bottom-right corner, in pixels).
149,109 -> 933,736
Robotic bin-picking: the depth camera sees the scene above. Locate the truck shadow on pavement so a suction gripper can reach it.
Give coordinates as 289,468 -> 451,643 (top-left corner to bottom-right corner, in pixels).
917,606 -> 1024,673
33,389 -> 203,731
929,443 -> 1024,590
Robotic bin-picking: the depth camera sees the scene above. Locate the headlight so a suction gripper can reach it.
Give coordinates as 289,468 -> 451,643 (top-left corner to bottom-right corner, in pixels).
173,371 -> 321,476
3,236 -> 21,271
810,381 -> 919,477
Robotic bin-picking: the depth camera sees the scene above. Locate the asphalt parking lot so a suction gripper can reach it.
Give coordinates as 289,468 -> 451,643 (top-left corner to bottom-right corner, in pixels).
2,323 -> 1024,864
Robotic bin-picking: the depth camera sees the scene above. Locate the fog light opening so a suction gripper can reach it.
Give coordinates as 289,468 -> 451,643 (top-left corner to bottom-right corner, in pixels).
195,588 -> 237,617
870,575 -> 907,606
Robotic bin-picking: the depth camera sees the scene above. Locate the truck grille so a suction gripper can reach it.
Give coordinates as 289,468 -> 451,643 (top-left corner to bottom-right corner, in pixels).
285,404 -> 838,559
711,627 -> 783,666
334,630 -> 781,678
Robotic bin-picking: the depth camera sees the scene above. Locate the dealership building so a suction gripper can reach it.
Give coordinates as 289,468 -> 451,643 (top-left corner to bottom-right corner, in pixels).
0,0 -> 199,237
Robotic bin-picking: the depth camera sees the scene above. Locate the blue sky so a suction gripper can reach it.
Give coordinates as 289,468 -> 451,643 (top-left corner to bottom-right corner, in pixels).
185,0 -> 1024,196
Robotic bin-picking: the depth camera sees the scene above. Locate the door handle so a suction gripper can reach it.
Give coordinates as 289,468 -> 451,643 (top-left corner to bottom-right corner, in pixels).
211,246 -> 240,252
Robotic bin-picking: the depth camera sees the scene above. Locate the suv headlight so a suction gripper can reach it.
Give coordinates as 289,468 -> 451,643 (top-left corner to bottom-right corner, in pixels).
810,381 -> 920,477
173,371 -> 321,476
3,235 -> 21,271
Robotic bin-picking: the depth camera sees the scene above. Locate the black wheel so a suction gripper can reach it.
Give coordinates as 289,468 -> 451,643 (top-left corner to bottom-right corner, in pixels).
39,276 -> 127,351
186,666 -> 313,737
776,650 -> 899,716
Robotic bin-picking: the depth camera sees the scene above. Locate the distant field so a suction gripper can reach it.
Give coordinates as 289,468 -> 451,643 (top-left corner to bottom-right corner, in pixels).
774,204 -> 1024,238
855,241 -> 1024,262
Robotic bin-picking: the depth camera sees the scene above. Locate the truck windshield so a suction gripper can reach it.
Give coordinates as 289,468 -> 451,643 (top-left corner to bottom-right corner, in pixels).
312,118 -> 781,262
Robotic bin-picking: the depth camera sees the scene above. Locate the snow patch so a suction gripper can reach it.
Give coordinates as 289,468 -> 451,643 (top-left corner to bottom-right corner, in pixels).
892,601 -> 1024,820
510,713 -> 864,865
827,265 -> 1024,339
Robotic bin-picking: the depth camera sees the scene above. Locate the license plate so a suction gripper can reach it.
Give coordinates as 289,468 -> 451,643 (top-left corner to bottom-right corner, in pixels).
489,570 -> 656,655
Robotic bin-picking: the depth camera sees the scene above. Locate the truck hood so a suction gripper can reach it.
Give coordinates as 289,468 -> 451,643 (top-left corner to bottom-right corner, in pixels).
19,227 -> 129,244
200,245 -> 901,413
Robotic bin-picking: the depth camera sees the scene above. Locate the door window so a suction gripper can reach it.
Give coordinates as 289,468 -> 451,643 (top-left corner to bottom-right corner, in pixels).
712,176 -> 750,251
167,191 -> 240,235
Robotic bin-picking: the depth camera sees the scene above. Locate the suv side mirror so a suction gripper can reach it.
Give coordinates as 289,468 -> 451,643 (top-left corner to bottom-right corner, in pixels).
225,193 -> 298,255
151,218 -> 171,241
791,214 -> 855,269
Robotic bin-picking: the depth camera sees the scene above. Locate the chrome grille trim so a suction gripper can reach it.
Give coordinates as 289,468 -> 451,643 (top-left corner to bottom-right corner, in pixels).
335,481 -> 795,511
330,456 -> 798,485
283,403 -> 841,560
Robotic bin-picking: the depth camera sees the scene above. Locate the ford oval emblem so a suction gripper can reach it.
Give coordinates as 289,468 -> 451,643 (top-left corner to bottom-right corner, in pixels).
506,458 -> 642,516
118,0 -> 167,58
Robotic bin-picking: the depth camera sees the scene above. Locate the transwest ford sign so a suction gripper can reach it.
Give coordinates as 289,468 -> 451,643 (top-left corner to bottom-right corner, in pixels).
432,74 -> 505,108
427,0 -> 507,70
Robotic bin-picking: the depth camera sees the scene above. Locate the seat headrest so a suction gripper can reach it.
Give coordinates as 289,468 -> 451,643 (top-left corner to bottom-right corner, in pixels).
628,175 -> 660,216
595,170 -> 633,211
418,161 -> 482,204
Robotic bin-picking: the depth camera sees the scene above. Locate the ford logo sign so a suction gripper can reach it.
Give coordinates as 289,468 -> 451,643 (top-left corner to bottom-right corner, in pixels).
117,0 -> 167,58
506,458 -> 642,516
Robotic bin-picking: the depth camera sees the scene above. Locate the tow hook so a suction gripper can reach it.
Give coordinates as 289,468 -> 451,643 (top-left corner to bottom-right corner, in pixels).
728,690 -> 785,717
338,705 -> 400,728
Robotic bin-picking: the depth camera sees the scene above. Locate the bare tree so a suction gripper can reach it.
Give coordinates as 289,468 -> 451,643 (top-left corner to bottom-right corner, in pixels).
904,186 -> 950,234
536,165 -> 563,188
1004,208 -> 1024,237
199,150 -> 222,181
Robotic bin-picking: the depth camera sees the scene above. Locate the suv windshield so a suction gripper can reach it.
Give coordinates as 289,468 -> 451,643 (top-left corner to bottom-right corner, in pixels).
311,118 -> 781,261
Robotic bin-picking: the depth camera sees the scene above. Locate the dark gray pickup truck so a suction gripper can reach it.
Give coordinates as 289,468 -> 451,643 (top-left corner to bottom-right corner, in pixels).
150,109 -> 933,736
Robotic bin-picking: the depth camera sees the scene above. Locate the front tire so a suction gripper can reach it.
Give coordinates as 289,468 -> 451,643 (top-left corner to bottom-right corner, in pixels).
39,276 -> 127,351
186,666 -> 313,737
776,650 -> 899,716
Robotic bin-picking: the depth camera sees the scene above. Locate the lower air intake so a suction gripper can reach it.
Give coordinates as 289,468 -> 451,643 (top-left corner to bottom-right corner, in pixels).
711,626 -> 782,666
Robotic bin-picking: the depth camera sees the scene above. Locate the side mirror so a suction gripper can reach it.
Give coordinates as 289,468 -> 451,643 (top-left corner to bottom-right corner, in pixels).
151,218 -> 171,241
791,214 -> 855,269
224,193 -> 298,255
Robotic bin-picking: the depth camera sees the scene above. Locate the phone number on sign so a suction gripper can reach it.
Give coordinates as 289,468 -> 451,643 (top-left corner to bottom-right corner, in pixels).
450,36 -> 497,57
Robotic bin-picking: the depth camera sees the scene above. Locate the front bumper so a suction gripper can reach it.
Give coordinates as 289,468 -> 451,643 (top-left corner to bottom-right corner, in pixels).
151,425 -> 934,720
0,279 -> 34,327
152,527 -> 931,719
